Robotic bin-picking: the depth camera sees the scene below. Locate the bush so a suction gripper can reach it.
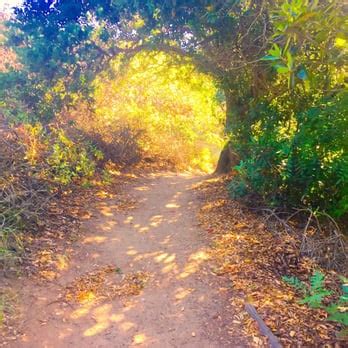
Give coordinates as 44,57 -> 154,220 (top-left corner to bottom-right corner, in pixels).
18,124 -> 104,185
0,122 -> 50,268
0,120 -> 106,270
86,127 -> 142,166
47,128 -> 102,185
229,92 -> 348,218
283,271 -> 348,337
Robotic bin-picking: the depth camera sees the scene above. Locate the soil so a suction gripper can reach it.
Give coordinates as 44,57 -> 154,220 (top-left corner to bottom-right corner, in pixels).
10,173 -> 248,348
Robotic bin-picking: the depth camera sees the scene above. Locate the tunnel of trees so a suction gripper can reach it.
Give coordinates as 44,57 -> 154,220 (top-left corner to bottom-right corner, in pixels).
1,0 -> 346,217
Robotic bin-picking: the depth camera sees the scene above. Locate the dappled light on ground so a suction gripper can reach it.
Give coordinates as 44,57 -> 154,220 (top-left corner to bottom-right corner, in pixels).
83,236 -> 107,244
177,250 -> 210,280
16,173 -> 242,347
133,333 -> 148,345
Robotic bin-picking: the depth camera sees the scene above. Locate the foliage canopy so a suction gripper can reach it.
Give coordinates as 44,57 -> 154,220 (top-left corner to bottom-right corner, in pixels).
1,0 -> 347,216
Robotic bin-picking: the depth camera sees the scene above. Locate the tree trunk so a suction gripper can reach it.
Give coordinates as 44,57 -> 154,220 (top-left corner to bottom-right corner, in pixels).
214,143 -> 239,174
215,144 -> 232,174
215,88 -> 241,174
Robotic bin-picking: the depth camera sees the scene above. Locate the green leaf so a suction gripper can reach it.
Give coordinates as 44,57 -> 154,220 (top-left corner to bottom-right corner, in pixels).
269,44 -> 282,57
328,312 -> 348,325
282,275 -> 308,295
299,290 -> 332,308
326,303 -> 339,314
286,51 -> 294,69
275,65 -> 290,74
342,283 -> 348,296
310,271 -> 325,292
261,55 -> 280,61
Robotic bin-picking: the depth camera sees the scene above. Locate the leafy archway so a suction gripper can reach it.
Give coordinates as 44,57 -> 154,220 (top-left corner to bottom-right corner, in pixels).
1,0 -> 347,216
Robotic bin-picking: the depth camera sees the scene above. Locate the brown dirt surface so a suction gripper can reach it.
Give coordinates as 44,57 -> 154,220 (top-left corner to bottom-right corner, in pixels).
4,173 -> 250,347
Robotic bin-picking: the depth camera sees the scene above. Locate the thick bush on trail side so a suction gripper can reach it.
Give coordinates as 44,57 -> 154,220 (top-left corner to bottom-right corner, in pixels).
226,1 -> 347,220
0,122 -> 50,268
229,92 -> 348,218
17,123 -> 104,186
86,127 -> 143,166
0,119 -> 107,268
46,128 -> 102,185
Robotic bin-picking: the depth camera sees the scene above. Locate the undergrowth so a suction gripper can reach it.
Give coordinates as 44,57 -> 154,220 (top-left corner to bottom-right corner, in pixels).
228,87 -> 348,221
283,271 -> 348,338
0,121 -> 105,271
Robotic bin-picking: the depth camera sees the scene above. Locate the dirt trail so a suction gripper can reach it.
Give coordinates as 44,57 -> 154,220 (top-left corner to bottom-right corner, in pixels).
13,173 -> 247,348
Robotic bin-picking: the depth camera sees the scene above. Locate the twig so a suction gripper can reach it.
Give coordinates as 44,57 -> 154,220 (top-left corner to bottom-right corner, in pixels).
245,303 -> 282,348
251,206 -> 347,272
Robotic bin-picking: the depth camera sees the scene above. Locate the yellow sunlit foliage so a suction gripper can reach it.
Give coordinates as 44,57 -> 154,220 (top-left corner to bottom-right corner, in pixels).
88,52 -> 225,172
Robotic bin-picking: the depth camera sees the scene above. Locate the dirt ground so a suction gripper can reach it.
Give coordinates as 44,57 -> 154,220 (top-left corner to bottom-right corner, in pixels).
11,173 -> 248,348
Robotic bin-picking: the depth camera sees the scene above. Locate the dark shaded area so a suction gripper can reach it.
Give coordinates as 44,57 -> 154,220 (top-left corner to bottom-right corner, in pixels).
215,143 -> 239,174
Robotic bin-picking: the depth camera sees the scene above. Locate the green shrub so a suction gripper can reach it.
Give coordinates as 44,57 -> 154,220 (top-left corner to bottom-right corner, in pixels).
283,271 -> 348,336
47,129 -> 102,185
229,92 -> 348,217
